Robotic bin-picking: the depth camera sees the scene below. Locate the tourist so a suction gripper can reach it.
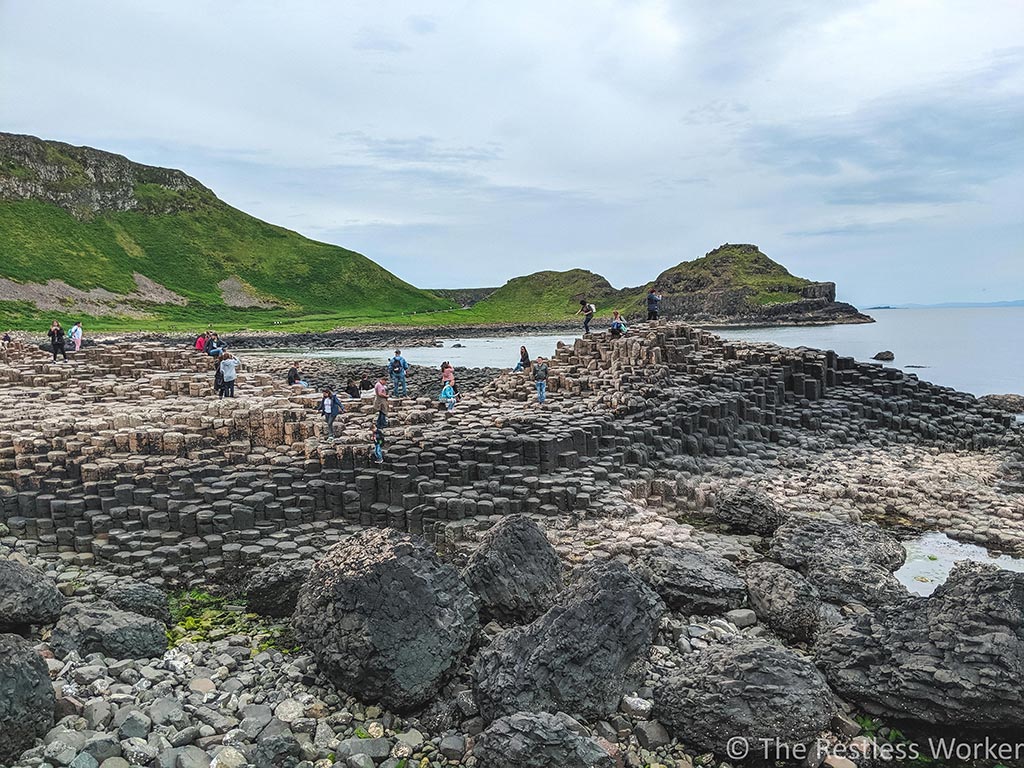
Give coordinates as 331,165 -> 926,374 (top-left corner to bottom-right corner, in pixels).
388,349 -> 409,396
206,333 -> 225,357
376,408 -> 388,430
212,356 -> 224,396
218,353 -> 240,398
513,345 -> 531,373
610,311 -> 628,339
370,423 -> 385,464
344,380 -> 361,399
646,288 -> 663,321
48,321 -> 67,362
1,331 -> 11,351
374,375 -> 389,414
359,374 -> 373,391
576,299 -> 596,334
441,360 -> 459,400
317,387 -> 344,440
533,355 -> 549,404
439,380 -> 457,412
70,321 -> 83,352
286,362 -> 308,387
194,332 -> 208,352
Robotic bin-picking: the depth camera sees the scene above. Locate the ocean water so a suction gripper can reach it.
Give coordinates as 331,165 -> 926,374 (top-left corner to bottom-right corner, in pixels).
261,307 -> 1022,397
719,307 -> 1024,397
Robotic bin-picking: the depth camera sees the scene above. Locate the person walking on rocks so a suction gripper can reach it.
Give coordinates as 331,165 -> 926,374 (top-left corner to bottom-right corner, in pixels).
533,355 -> 549,404
646,288 -> 663,321
577,299 -> 596,334
388,349 -> 409,397
317,387 -> 345,440
70,321 -> 83,352
370,422 -> 385,464
48,321 -> 67,362
513,345 -> 531,373
374,375 -> 390,414
610,311 -> 628,339
218,353 -> 240,398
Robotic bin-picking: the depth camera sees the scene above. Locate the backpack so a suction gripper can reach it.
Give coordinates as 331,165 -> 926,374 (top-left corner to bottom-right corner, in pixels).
390,357 -> 403,373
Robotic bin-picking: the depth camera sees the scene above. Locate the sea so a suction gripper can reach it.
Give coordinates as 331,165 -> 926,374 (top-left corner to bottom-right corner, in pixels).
282,307 -> 1023,398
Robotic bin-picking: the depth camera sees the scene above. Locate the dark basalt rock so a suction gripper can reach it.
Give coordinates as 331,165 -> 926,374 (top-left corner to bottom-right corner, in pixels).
293,528 -> 478,712
462,514 -> 563,624
873,350 -> 895,361
0,633 -> 55,765
713,486 -> 789,536
744,561 -> 825,644
635,546 -> 746,615
473,711 -> 614,768
0,559 -> 64,633
768,517 -> 906,573
103,580 -> 171,626
474,561 -> 664,722
246,560 -> 314,619
815,561 -> 1024,727
50,601 -> 167,660
807,561 -> 910,608
655,638 -> 835,756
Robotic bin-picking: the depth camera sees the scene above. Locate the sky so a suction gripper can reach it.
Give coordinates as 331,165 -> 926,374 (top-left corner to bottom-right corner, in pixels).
1,0 -> 1022,305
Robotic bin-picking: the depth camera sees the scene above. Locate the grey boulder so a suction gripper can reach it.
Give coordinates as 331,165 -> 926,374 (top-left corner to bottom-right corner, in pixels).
635,546 -> 746,615
50,601 -> 167,660
745,561 -> 825,644
462,514 -> 563,624
246,560 -> 313,619
473,711 -> 614,768
768,517 -> 906,573
103,580 -> 171,625
713,486 -> 788,535
655,638 -> 835,756
0,633 -> 56,765
815,561 -> 1024,727
293,528 -> 478,712
0,559 -> 64,633
474,561 -> 664,722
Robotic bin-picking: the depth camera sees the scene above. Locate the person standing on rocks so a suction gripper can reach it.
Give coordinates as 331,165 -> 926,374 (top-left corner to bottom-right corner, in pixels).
218,353 -> 240,398
646,288 -> 663,321
441,361 -> 459,399
389,349 -> 409,397
533,355 -> 549,404
610,311 -> 628,339
47,320 -> 67,362
513,345 -> 531,373
317,387 -> 345,440
213,356 -> 225,396
577,299 -> 596,334
374,375 -> 390,414
69,321 -> 83,352
370,422 -> 385,464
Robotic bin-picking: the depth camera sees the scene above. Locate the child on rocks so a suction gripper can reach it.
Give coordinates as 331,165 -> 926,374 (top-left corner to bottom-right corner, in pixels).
370,423 -> 385,464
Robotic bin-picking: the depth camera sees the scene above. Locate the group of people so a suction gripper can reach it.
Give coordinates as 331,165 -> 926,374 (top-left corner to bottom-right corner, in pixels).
193,331 -> 238,398
574,288 -> 663,337
511,346 -> 551,404
193,331 -> 226,357
46,321 -> 83,362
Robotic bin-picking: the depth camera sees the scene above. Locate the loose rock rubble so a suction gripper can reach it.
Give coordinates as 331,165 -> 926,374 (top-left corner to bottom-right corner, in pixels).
0,321 -> 1022,768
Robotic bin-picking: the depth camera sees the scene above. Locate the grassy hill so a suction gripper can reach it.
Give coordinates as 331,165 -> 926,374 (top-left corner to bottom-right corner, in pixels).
0,133 -> 454,331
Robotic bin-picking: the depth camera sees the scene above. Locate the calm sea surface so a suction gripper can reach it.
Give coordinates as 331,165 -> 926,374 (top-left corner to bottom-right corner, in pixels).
265,307 -> 1022,397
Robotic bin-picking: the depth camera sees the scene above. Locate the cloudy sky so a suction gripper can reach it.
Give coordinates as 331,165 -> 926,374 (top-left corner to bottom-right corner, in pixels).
2,0 -> 1022,304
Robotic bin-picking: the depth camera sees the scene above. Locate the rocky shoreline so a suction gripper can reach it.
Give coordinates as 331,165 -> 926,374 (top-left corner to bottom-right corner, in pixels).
1,320 -> 1022,768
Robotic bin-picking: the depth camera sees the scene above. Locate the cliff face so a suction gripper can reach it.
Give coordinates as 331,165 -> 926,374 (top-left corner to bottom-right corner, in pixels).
0,132 -> 213,219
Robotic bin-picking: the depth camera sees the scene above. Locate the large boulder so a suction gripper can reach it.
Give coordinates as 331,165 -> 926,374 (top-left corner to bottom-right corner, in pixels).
713,487 -> 788,535
635,546 -> 746,615
0,633 -> 56,764
768,517 -> 906,573
807,561 -> 910,608
246,560 -> 314,618
473,711 -> 614,768
655,638 -> 835,756
293,529 -> 478,712
103,580 -> 171,625
474,561 -> 664,722
462,515 -> 563,624
0,559 -> 64,633
815,562 -> 1024,726
744,561 -> 825,644
50,601 -> 167,660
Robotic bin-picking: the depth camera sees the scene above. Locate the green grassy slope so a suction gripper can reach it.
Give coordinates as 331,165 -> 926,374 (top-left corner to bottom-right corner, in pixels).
455,269 -> 629,323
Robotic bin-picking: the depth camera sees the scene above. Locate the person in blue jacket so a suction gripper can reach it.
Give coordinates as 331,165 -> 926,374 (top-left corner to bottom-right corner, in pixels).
317,387 -> 345,441
646,288 -> 663,321
388,349 -> 409,397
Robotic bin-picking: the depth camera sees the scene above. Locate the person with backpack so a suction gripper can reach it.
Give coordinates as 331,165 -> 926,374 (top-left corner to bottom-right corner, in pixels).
646,288 -> 663,321
70,321 -> 83,352
48,321 -> 67,362
576,300 -> 596,334
513,345 -> 531,373
370,422 -> 385,464
218,353 -> 240,398
533,355 -> 549,404
609,311 -> 628,339
388,349 -> 409,396
317,387 -> 345,440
